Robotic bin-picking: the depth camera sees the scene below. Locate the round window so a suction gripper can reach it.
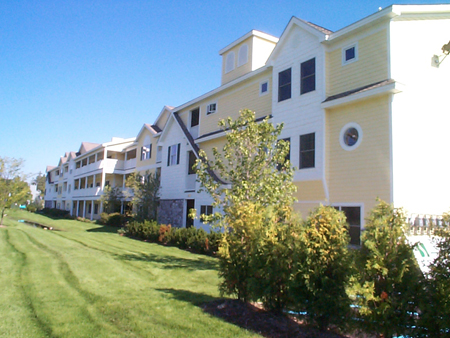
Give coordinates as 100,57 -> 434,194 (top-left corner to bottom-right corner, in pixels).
340,123 -> 362,151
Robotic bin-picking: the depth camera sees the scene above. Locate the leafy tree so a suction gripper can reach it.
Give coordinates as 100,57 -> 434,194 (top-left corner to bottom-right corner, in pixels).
291,205 -> 353,331
196,109 -> 296,226
196,109 -> 297,304
32,172 -> 46,198
0,157 -> 31,225
100,185 -> 123,214
126,170 -> 160,221
356,200 -> 423,338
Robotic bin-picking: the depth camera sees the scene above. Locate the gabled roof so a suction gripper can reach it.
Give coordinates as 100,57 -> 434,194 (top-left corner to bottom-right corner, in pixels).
153,105 -> 174,131
78,142 -> 101,155
135,123 -> 162,142
46,165 -> 56,173
266,17 -> 330,64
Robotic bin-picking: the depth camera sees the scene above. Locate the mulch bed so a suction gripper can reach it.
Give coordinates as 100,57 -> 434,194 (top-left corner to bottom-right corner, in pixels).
202,299 -> 351,338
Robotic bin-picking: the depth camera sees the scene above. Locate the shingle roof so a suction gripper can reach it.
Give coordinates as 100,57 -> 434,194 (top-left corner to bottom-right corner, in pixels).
323,79 -> 394,102
305,21 -> 333,35
196,115 -> 272,141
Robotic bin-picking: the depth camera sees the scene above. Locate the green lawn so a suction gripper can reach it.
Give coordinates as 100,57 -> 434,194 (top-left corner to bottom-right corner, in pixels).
0,210 -> 258,338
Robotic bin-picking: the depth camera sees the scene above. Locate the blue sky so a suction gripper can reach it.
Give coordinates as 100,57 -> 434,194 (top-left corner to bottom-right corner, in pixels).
0,0 -> 446,179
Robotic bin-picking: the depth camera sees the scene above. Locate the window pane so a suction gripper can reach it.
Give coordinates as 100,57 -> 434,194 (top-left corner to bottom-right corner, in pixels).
188,151 -> 196,175
301,58 -> 315,94
345,47 -> 355,61
278,68 -> 291,102
300,133 -> 315,169
191,108 -> 199,127
341,206 -> 361,246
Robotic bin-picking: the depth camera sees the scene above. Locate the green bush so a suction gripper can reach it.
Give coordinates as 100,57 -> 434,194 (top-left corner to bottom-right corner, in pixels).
126,220 -> 159,241
97,212 -> 127,227
290,205 -> 353,331
355,200 -> 423,338
417,224 -> 450,337
41,208 -> 72,219
26,204 -> 37,213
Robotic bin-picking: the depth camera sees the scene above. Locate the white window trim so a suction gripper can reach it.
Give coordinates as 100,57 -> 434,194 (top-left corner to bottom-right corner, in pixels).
339,122 -> 363,151
206,102 -> 217,115
259,79 -> 269,96
342,42 -> 358,65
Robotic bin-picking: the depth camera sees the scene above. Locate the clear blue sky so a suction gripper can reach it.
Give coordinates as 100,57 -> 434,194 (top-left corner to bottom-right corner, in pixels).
0,0 -> 446,179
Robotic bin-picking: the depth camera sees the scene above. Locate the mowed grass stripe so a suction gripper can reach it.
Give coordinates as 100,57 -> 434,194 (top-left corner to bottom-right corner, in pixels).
0,228 -> 48,338
2,211 -> 259,338
5,227 -> 120,338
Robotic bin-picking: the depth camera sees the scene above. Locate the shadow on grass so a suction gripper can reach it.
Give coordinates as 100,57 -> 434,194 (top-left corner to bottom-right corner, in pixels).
157,288 -> 219,305
155,288 -> 333,338
86,225 -> 121,233
114,252 -> 218,271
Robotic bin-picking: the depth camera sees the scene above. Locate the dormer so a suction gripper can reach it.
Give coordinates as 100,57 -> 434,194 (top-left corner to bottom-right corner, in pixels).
219,30 -> 278,85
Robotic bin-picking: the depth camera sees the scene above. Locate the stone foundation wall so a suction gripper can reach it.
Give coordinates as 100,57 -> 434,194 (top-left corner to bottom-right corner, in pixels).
158,199 -> 184,228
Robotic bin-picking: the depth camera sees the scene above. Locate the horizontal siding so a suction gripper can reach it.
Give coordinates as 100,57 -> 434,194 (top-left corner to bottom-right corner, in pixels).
176,70 -> 272,137
326,29 -> 388,97
326,95 -> 391,218
293,180 -> 326,201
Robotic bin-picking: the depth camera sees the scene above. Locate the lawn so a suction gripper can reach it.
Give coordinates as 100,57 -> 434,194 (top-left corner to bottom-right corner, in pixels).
0,209 -> 259,338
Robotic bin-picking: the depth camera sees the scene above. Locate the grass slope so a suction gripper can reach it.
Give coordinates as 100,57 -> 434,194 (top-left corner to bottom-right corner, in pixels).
0,210 -> 259,338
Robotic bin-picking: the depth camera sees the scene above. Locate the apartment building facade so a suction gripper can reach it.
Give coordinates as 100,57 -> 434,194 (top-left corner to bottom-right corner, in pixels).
46,4 -> 450,244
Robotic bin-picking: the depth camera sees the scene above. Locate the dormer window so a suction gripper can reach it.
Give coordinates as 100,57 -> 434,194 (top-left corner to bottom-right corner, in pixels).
225,52 -> 235,73
237,44 -> 248,67
206,103 -> 217,115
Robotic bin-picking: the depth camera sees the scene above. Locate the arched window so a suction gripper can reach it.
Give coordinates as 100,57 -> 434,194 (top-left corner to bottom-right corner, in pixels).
237,44 -> 248,67
225,51 -> 235,73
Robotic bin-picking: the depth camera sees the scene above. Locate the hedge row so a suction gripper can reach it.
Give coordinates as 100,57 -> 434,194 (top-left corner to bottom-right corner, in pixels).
124,220 -> 222,256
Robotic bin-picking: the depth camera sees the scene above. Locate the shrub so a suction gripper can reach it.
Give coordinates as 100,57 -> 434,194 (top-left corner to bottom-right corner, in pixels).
41,208 -> 72,219
417,225 -> 450,337
355,200 -> 423,338
247,209 -> 301,313
97,212 -> 126,227
26,204 -> 37,213
158,224 -> 172,244
126,220 -> 159,241
290,205 -> 353,331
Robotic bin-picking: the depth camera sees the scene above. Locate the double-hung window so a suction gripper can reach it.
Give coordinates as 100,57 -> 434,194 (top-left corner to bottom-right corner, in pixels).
200,205 -> 213,222
299,133 -> 315,169
334,206 -> 361,246
278,68 -> 291,102
167,144 -> 180,166
141,144 -> 152,160
300,58 -> 315,94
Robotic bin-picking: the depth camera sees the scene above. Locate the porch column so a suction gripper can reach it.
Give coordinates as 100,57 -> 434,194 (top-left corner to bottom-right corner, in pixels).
82,201 -> 86,218
90,201 -> 94,221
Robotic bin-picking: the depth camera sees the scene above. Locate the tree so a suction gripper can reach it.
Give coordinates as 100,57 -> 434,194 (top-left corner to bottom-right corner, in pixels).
196,109 -> 297,304
32,172 -> 46,198
100,185 -> 123,214
356,200 -> 423,338
196,109 -> 296,226
126,170 -> 160,221
0,157 -> 31,225
290,205 -> 353,331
